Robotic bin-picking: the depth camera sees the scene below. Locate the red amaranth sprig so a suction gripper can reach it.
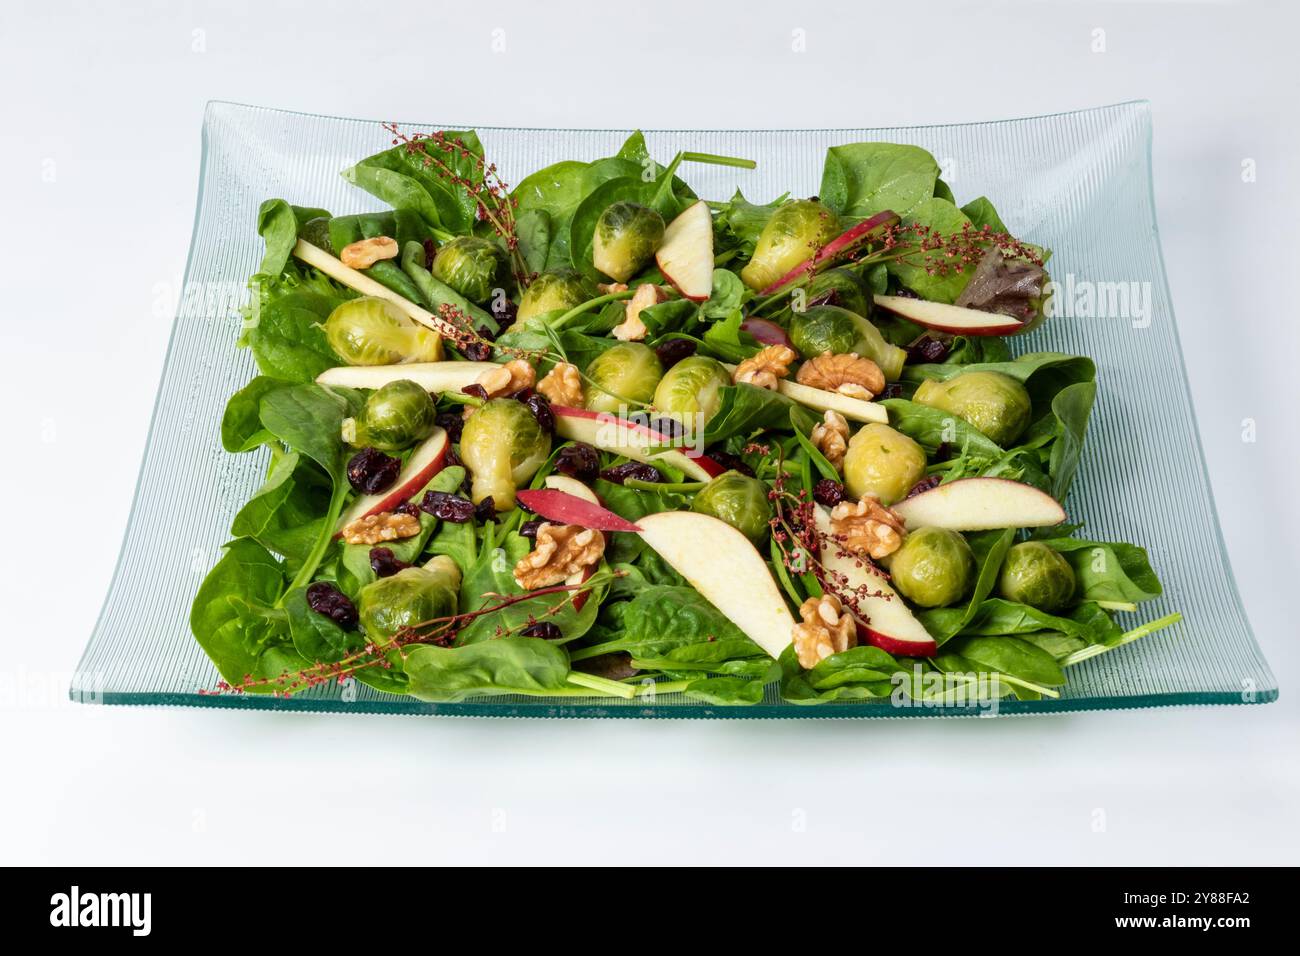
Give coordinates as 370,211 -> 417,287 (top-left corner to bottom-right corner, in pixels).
869,220 -> 1044,279
382,123 -> 532,286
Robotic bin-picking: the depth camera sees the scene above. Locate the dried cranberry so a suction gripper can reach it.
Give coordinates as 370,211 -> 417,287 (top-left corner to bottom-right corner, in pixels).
464,340 -> 493,362
423,238 -> 437,270
704,447 -> 754,477
436,411 -> 465,444
519,519 -> 545,538
554,442 -> 600,482
933,442 -> 953,462
654,337 -> 696,369
489,297 -> 516,328
906,336 -> 950,364
477,322 -> 500,343
521,622 -> 563,641
346,447 -> 401,495
518,392 -> 554,434
600,461 -> 663,485
895,287 -> 920,299
907,476 -> 942,498
393,501 -> 422,520
813,479 -> 846,506
880,382 -> 905,399
474,496 -> 497,523
419,490 -> 476,523
306,582 -> 358,631
369,547 -> 410,578
648,416 -> 684,439
461,383 -> 489,401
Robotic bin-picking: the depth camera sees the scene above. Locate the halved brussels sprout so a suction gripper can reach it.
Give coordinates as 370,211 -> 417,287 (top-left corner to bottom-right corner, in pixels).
459,398 -> 552,509
653,356 -> 732,427
884,527 -> 975,608
788,305 -> 907,381
358,556 -> 462,641
997,541 -> 1076,612
842,422 -> 927,506
430,236 -> 508,305
584,342 -> 664,414
913,370 -> 1032,447
691,471 -> 772,544
807,267 -> 870,317
354,379 -> 437,451
324,296 -> 442,366
739,199 -> 838,291
592,202 -> 665,282
517,270 -> 594,324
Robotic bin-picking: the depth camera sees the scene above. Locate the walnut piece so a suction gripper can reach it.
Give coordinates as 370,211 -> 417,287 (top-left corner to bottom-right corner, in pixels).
340,510 -> 422,546
340,236 -> 400,270
810,409 -> 850,469
536,361 -> 583,407
475,359 -> 536,398
513,523 -> 606,590
612,284 -> 665,342
830,493 -> 908,559
597,282 -> 629,295
792,594 -> 858,669
733,344 -> 799,391
795,351 -> 885,400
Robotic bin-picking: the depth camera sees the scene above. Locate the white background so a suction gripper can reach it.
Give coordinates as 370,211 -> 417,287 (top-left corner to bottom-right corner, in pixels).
2,0 -> 1296,865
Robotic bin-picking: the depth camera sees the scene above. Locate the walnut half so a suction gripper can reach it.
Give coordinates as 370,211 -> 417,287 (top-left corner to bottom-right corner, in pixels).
340,236 -> 400,270
830,493 -> 907,559
536,362 -> 583,407
476,359 -> 536,398
733,344 -> 798,391
792,594 -> 858,669
795,351 -> 885,400
340,510 -> 422,546
513,523 -> 606,590
810,409 -> 850,469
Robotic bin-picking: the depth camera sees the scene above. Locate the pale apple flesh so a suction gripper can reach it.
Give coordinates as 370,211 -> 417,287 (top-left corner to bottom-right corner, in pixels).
872,294 -> 1024,336
551,405 -> 724,481
890,477 -> 1066,532
316,361 -> 498,393
719,364 -> 888,424
813,507 -> 938,657
636,511 -> 795,660
655,200 -> 714,302
334,428 -> 450,534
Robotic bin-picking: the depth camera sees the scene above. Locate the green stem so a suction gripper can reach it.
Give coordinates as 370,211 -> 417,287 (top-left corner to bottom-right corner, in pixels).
566,671 -> 637,699
623,478 -> 707,493
550,290 -> 634,330
566,643 -> 618,663
280,483 -> 348,604
651,150 -> 757,208
1096,600 -> 1139,613
635,680 -> 690,696
1062,612 -> 1183,667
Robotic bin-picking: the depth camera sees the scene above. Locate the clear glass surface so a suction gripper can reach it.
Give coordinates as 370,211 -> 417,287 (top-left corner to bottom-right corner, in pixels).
71,100 -> 1277,718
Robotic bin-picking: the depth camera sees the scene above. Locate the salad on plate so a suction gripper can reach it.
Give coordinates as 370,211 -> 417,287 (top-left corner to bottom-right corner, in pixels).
192,126 -> 1179,706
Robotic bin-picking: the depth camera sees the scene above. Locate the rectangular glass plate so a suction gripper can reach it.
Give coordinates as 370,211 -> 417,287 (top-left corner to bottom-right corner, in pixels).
72,100 -> 1277,718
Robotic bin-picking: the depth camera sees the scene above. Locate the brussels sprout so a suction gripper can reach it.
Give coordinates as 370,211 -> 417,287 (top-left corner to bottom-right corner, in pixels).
997,541 -> 1076,612
913,370 -> 1032,447
884,527 -> 975,608
788,305 -> 907,381
739,199 -> 838,291
842,422 -> 927,506
807,267 -> 870,317
459,398 -> 552,509
324,296 -> 442,366
430,236 -> 508,305
592,202 -> 665,282
517,270 -> 594,324
691,471 -> 773,544
358,556 -> 462,641
354,379 -> 437,451
653,356 -> 732,427
584,342 -> 664,414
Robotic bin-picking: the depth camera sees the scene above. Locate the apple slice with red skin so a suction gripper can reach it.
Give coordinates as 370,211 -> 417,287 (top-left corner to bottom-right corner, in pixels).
739,317 -> 794,349
334,428 -> 449,535
760,210 -> 901,295
655,200 -> 714,302
719,364 -> 888,424
316,361 -> 498,393
636,510 -> 796,659
530,476 -> 624,611
551,405 -> 725,481
813,507 -> 938,658
891,477 -> 1066,532
515,488 -> 642,533
871,295 -> 1024,336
